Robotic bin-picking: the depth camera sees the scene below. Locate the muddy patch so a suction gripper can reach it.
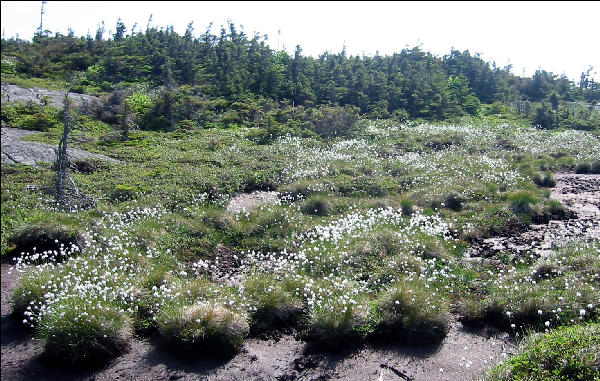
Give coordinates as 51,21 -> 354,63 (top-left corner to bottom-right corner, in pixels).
467,173 -> 599,259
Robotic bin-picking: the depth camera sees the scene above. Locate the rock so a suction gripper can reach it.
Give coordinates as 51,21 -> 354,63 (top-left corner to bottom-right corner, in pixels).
1,83 -> 100,109
1,127 -> 120,166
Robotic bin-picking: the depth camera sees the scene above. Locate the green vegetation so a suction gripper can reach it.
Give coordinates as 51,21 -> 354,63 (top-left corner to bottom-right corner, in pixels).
1,18 -> 599,376
484,323 -> 600,381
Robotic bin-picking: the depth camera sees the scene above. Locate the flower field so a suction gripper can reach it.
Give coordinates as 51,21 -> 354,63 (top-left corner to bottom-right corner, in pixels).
2,118 -> 599,377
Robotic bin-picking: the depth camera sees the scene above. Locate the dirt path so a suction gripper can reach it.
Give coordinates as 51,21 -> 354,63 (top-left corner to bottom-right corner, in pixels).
2,174 -> 598,380
1,127 -> 120,165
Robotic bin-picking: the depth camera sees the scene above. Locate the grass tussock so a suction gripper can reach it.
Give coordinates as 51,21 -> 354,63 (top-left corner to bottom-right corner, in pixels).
37,297 -> 131,369
157,303 -> 249,359
244,273 -> 304,332
371,281 -> 450,344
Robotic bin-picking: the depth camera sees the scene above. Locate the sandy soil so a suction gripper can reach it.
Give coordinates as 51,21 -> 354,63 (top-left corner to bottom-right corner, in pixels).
2,174 -> 598,380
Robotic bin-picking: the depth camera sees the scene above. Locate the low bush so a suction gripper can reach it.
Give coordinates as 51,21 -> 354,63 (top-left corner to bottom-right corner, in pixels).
484,323 -> 600,381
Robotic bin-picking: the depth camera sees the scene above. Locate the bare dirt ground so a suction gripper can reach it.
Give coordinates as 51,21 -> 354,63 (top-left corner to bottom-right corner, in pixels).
2,174 -> 598,381
226,191 -> 280,214
467,173 -> 600,259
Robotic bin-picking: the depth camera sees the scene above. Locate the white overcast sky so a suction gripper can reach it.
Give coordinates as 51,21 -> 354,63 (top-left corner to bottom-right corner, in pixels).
2,1 -> 599,82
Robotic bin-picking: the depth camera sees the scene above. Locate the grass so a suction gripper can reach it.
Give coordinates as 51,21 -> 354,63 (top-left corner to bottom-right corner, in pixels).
459,241 -> 600,331
37,295 -> 132,369
371,280 -> 451,344
244,272 -> 304,332
3,115 -> 600,368
156,302 -> 249,359
483,323 -> 600,381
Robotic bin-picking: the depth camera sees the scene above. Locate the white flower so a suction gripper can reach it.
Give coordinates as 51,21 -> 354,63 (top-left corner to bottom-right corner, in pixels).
545,321 -> 550,327
580,309 -> 586,316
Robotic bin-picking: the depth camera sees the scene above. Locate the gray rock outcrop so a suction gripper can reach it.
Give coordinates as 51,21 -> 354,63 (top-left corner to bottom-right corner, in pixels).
1,83 -> 100,109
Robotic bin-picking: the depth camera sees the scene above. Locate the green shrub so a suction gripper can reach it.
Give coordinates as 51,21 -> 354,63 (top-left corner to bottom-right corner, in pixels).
1,102 -> 60,131
157,303 -> 249,359
485,323 -> 600,381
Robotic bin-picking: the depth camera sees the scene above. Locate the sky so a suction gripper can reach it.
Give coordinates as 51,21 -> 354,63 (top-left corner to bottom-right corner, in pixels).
1,1 -> 599,82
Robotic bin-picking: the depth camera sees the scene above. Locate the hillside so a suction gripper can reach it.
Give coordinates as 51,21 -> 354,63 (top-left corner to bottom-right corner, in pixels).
1,22 -> 600,381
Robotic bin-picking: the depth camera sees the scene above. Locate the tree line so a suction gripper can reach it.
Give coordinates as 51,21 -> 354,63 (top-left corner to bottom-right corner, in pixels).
1,21 -> 598,130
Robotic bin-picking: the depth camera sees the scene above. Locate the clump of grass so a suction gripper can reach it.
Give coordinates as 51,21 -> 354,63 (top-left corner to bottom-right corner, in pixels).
399,197 -> 415,216
301,197 -> 333,216
532,171 -> 556,188
109,184 -> 143,202
11,268 -> 56,321
202,209 -> 234,231
7,223 -> 84,261
543,199 -> 568,219
371,281 -> 450,344
301,292 -> 370,350
37,296 -> 131,369
244,273 -> 304,332
412,235 -> 451,262
574,162 -> 591,174
531,262 -> 562,281
459,242 -> 599,331
484,323 -> 600,381
507,190 -> 539,216
157,302 -> 249,359
444,193 -> 464,211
